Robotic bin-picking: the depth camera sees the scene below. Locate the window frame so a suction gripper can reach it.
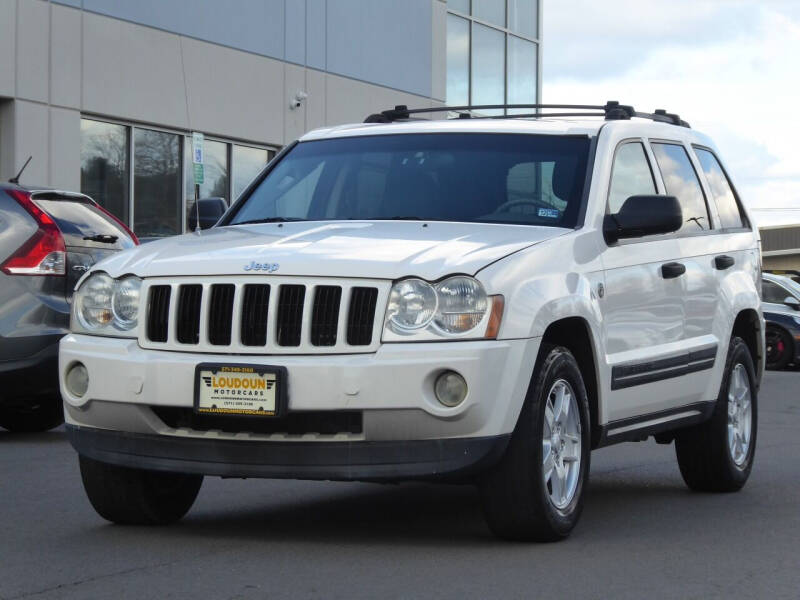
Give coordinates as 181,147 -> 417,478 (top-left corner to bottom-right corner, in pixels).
220,133 -> 598,230
79,114 -> 278,235
446,0 -> 541,112
604,138 -> 658,217
762,278 -> 795,304
647,138 -> 715,238
691,144 -> 752,233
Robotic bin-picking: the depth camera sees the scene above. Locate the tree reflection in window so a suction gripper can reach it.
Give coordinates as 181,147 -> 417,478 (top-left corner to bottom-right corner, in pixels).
134,128 -> 181,239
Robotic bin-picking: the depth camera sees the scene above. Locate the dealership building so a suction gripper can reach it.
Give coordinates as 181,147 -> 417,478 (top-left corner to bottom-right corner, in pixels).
0,0 -> 541,238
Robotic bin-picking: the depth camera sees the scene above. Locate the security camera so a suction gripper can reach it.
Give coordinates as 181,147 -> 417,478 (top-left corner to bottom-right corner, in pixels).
290,90 -> 308,110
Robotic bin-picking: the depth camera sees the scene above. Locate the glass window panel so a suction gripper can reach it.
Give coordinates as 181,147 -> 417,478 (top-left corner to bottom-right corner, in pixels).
447,14 -> 470,106
507,36 -> 537,114
471,23 -> 505,115
231,133 -> 591,229
608,143 -> 656,213
447,0 -> 470,13
185,138 -> 229,231
80,119 -> 130,224
473,0 -> 505,27
133,128 -> 181,239
651,142 -> 710,234
233,145 -> 270,199
694,148 -> 745,229
508,0 -> 537,38
762,280 -> 790,304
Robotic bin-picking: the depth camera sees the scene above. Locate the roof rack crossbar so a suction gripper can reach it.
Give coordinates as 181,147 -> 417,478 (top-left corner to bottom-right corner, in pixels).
363,101 -> 690,128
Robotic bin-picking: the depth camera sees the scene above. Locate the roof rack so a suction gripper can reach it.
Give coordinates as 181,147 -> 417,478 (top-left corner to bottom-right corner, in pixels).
363,101 -> 691,128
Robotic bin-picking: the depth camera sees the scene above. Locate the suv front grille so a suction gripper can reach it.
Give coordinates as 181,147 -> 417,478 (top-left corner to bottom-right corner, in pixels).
176,284 -> 202,344
208,284 -> 235,345
276,284 -> 305,347
311,285 -> 342,346
240,284 -> 270,346
347,287 -> 379,346
140,277 -> 388,354
146,285 -> 171,342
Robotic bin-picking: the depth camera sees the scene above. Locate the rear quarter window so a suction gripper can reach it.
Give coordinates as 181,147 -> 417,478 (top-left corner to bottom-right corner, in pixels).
693,148 -> 746,229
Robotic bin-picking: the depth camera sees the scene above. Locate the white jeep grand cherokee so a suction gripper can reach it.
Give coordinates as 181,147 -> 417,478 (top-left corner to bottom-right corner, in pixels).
60,102 -> 764,541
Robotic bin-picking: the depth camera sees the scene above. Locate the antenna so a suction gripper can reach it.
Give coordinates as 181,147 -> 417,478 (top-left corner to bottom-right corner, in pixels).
9,156 -> 32,184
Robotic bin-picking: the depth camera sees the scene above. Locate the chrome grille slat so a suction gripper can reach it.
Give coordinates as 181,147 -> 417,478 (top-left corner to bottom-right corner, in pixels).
139,276 -> 389,355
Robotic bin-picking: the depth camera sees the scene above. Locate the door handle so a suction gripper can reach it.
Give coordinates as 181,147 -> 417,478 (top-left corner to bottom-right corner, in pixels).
714,255 -> 735,270
661,262 -> 686,279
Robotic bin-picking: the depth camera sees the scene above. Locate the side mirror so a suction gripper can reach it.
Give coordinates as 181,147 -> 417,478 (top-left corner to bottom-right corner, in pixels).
604,195 -> 683,244
188,197 -> 228,231
783,296 -> 800,310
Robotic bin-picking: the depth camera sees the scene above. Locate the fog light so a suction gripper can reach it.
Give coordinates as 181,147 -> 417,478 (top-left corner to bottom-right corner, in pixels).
434,370 -> 468,407
66,363 -> 89,398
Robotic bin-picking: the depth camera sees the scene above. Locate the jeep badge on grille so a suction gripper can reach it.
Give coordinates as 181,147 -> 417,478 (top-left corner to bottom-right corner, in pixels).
244,261 -> 279,272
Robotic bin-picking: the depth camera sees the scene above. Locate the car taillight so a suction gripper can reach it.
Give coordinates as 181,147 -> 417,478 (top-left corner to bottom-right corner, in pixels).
93,202 -> 139,245
1,189 -> 66,276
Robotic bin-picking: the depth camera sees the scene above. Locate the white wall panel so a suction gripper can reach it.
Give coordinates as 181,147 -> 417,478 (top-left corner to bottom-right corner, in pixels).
0,0 -> 15,97
50,3 -> 82,108
16,0 -> 49,103
82,13 -> 188,128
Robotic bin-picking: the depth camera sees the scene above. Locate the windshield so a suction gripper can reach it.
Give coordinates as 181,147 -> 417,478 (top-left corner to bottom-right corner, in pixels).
227,133 -> 591,228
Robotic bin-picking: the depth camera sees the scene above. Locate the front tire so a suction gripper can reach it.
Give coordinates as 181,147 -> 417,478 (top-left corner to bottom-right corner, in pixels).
480,344 -> 591,542
675,337 -> 757,492
79,456 -> 203,525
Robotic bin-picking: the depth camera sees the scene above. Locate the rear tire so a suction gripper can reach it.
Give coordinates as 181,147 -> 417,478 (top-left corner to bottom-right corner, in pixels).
675,337 -> 757,492
0,397 -> 64,432
79,456 -> 202,525
765,326 -> 791,370
480,344 -> 591,542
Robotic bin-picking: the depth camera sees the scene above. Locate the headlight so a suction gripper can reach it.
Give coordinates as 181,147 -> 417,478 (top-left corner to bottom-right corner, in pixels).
433,276 -> 488,334
112,276 -> 142,329
386,278 -> 437,331
383,276 -> 501,341
77,272 -> 114,329
73,272 -> 142,337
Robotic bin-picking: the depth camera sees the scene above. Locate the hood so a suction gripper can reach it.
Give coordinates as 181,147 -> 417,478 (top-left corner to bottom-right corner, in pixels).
91,221 -> 568,281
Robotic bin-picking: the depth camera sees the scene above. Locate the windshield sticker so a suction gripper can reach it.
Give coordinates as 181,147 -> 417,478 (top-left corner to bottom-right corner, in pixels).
538,208 -> 560,219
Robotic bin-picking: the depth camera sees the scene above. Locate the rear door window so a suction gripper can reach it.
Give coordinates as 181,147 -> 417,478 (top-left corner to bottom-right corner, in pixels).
607,142 -> 657,214
651,142 -> 710,234
693,148 -> 746,229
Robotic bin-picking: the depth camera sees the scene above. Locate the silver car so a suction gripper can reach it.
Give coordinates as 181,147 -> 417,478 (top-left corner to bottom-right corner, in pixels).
0,183 -> 137,431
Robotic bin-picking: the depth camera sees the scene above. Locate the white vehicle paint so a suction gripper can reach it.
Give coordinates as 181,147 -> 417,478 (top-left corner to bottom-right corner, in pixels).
59,106 -> 765,538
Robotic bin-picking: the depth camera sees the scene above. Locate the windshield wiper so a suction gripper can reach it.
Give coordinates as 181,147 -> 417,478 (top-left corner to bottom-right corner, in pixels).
368,216 -> 426,221
234,217 -> 308,225
83,234 -> 118,244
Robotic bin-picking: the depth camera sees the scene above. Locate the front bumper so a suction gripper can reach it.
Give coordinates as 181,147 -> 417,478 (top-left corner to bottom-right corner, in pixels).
66,424 -> 511,481
60,334 -> 538,457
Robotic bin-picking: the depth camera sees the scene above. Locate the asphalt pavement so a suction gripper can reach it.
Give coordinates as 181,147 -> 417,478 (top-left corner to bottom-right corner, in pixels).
1,371 -> 799,599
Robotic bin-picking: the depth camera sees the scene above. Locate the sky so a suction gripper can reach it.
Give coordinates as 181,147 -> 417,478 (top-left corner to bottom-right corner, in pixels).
542,0 -> 800,227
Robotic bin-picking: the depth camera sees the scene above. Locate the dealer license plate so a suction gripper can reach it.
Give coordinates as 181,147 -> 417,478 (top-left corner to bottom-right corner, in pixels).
194,364 -> 286,417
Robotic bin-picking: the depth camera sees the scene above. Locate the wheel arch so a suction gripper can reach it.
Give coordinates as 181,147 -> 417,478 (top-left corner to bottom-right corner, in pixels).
732,308 -> 764,386
539,316 -> 602,449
